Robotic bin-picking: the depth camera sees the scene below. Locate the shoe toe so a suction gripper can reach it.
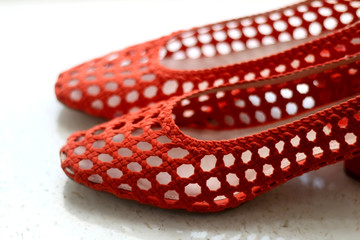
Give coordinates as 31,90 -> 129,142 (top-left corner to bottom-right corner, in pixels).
59,100 -> 253,212
55,44 -> 155,118
55,61 -> 96,114
59,106 -> 174,204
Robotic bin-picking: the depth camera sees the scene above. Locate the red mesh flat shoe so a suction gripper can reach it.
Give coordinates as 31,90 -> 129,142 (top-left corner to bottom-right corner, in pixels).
55,0 -> 360,119
60,22 -> 360,212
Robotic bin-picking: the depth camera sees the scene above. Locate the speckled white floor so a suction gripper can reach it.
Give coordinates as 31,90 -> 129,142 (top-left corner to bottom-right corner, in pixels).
1,0 -> 360,239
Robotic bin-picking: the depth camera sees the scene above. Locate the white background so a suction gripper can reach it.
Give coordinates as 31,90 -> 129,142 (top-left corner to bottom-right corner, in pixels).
0,0 -> 360,239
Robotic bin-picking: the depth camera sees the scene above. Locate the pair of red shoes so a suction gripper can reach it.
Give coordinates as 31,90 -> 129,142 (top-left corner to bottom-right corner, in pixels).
57,0 -> 360,212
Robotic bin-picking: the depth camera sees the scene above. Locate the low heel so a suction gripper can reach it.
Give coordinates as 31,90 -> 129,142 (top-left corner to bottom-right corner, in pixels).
344,157 -> 360,181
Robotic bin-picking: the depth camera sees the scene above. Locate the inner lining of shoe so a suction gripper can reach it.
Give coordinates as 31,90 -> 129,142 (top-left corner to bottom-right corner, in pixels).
159,0 -> 360,70
160,37 -> 318,70
173,53 -> 360,140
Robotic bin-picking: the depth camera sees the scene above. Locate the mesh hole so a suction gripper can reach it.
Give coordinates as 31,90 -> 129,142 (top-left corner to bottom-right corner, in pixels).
144,86 -> 158,98
60,152 -> 67,163
312,146 -> 323,157
74,146 -> 86,155
241,150 -> 252,163
137,178 -> 151,190
198,33 -> 212,44
258,146 -> 270,158
303,96 -> 315,109
324,17 -> 338,30
286,102 -> 298,115
206,177 -> 221,191
255,111 -> 266,123
291,135 -> 300,147
345,133 -> 357,145
92,140 -> 105,149
67,79 -> 78,86
309,22 -> 322,36
281,88 -> 293,99
258,24 -> 273,35
107,168 -> 123,178
182,82 -> 194,93
323,124 -> 332,136
126,91 -> 139,103
167,147 -> 189,159
163,80 -> 179,95
297,83 -> 309,94
186,47 -> 201,59
127,162 -> 142,172
167,40 -> 182,52
223,153 -> 235,167
137,142 -> 152,151
281,158 -> 291,170
202,44 -> 216,57
217,42 -> 231,55
306,130 -> 316,142
112,122 -> 125,130
296,152 -> 307,164
91,100 -> 103,110
245,169 -> 257,182
98,153 -> 113,162
150,122 -> 162,131
65,167 -> 74,175
93,128 -> 105,135
330,140 -> 340,151
271,107 -> 281,119
226,173 -> 239,186
228,29 -> 241,39
87,85 -> 100,96
156,172 -> 171,185
235,99 -> 246,108
157,136 -> 172,144
164,190 -> 179,200
118,148 -> 133,157
107,95 -> 121,107
200,155 -> 217,172
185,183 -> 201,197
131,128 -> 144,136
146,156 -> 163,167
70,90 -> 82,101
118,184 -> 132,191
88,174 -> 103,184
275,141 -> 285,153
249,95 -> 261,106
263,164 -> 274,176
177,164 -> 195,178
141,74 -> 156,82
123,78 -> 136,87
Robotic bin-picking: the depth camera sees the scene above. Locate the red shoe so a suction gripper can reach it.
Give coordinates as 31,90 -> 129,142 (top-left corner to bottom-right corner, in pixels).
60,21 -> 360,212
55,0 -> 360,119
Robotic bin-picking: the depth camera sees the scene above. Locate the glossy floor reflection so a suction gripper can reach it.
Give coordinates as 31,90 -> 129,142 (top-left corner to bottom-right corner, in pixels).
57,107 -> 105,140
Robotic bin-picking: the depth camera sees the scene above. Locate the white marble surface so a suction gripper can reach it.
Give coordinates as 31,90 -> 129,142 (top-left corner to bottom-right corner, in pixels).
1,0 -> 360,239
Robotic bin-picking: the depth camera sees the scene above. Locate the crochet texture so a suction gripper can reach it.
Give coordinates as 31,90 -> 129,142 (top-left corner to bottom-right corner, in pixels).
56,0 -> 360,119
60,16 -> 360,212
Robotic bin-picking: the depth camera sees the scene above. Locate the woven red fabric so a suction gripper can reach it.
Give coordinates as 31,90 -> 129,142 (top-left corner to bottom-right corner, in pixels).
60,17 -> 360,212
55,0 -> 360,119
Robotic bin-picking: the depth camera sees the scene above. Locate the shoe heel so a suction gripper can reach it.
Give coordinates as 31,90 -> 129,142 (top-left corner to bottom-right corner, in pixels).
344,156 -> 360,181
